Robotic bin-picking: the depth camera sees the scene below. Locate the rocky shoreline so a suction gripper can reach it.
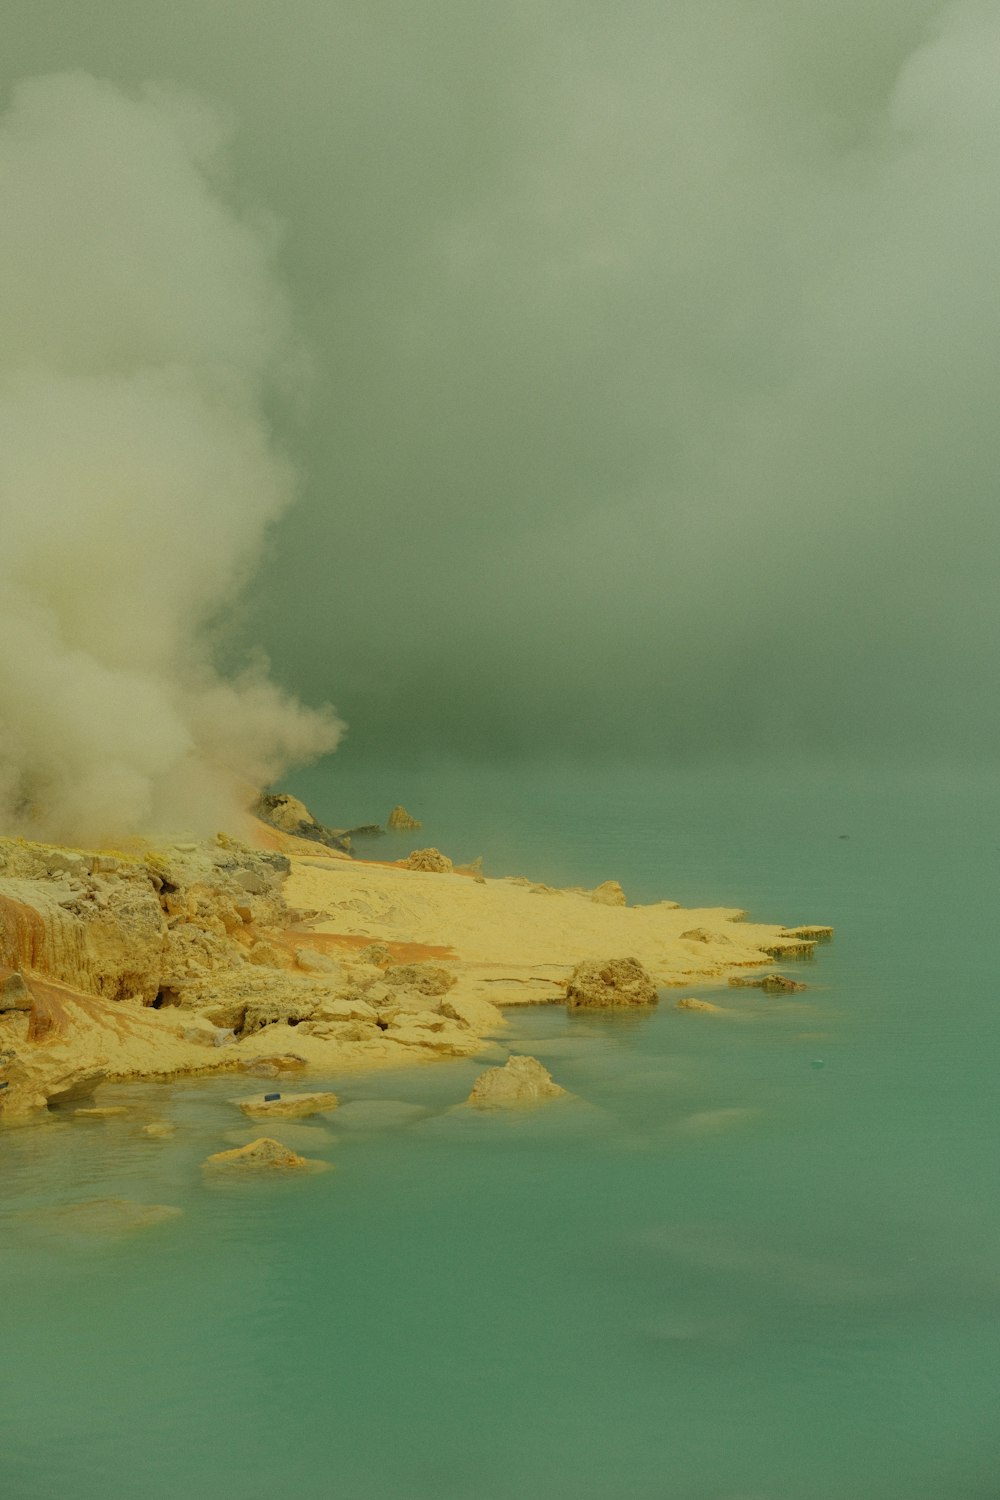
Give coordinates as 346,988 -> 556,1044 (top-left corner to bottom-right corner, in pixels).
0,806 -> 830,1124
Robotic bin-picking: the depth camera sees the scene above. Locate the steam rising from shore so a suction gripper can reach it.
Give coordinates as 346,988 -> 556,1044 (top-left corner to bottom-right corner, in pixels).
0,74 -> 341,845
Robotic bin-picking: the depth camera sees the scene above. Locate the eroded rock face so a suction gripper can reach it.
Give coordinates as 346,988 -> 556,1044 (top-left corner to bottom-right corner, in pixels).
466,1054 -> 566,1108
24,1198 -> 182,1237
242,994 -> 318,1032
402,848 -> 453,874
0,833 -> 296,1012
0,1057 -> 109,1120
258,795 -> 315,834
256,793 -> 351,852
565,957 -> 658,1009
204,1136 -> 312,1170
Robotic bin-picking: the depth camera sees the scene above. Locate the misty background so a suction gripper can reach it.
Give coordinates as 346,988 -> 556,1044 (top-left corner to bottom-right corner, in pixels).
3,1 -> 999,794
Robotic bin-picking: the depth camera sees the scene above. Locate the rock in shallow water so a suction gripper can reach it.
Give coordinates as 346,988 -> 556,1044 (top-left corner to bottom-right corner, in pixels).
204,1136 -> 322,1171
237,1091 -> 338,1119
466,1054 -> 567,1108
565,957 -> 658,1009
727,972 -> 807,992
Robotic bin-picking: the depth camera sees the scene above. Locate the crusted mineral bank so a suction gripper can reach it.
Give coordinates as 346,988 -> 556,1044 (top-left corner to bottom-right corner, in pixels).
0,802 -> 828,1123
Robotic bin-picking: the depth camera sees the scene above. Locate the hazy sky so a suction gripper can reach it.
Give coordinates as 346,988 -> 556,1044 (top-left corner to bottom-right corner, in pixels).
4,2 -> 999,767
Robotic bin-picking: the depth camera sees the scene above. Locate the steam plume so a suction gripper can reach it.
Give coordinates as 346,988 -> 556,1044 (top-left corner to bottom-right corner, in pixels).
0,73 -> 341,845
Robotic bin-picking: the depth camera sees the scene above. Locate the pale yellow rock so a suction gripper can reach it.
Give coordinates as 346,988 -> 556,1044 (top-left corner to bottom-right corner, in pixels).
680,927 -> 729,945
204,1136 -> 316,1170
0,827 -> 826,1120
403,848 -> 453,873
590,881 -> 626,907
383,963 -> 456,996
676,998 -> 725,1014
242,995 -> 318,1031
237,1091 -> 339,1119
142,1121 -> 175,1138
466,1053 -> 567,1108
311,997 -> 378,1024
438,994 -> 506,1033
73,1105 -> 129,1119
260,795 -> 315,834
565,957 -> 658,1009
358,943 -> 393,968
237,1053 -> 308,1074
386,1018 -> 484,1056
294,948 -> 344,977
284,857 -> 819,1007
0,969 -> 32,1011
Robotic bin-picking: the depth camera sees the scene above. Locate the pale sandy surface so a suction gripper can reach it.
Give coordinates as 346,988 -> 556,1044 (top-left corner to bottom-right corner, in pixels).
284,856 -> 815,1006
1,832 -> 823,1120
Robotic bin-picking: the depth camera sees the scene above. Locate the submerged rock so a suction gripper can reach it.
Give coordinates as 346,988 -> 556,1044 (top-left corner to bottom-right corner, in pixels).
676,998 -> 725,1014
728,972 -> 807,992
565,957 -> 658,1009
466,1054 -> 567,1108
204,1136 -> 317,1171
27,1197 -> 182,1237
237,1090 -> 338,1119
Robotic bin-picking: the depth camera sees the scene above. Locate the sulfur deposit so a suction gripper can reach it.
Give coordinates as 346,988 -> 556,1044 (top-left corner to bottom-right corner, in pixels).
0,801 -> 827,1124
565,957 -> 659,1009
466,1054 -> 567,1108
204,1137 -> 318,1170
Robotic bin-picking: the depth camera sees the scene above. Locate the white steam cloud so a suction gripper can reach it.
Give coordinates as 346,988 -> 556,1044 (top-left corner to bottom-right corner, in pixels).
0,73 -> 342,845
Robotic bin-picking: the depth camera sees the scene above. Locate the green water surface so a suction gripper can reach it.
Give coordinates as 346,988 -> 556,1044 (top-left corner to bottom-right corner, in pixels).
3,763 -> 998,1499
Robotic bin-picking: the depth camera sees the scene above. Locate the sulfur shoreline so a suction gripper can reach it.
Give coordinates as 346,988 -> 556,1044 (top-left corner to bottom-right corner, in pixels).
0,817 -> 828,1123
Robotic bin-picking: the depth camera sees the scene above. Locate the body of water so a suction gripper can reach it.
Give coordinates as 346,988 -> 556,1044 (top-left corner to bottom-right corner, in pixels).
3,760 -> 998,1499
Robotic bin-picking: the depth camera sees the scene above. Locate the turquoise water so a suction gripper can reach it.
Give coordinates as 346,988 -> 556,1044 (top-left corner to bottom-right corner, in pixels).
4,762 -> 1000,1499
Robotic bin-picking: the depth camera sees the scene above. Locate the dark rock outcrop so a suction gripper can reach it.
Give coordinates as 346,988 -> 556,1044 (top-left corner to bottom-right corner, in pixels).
255,793 -> 352,853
